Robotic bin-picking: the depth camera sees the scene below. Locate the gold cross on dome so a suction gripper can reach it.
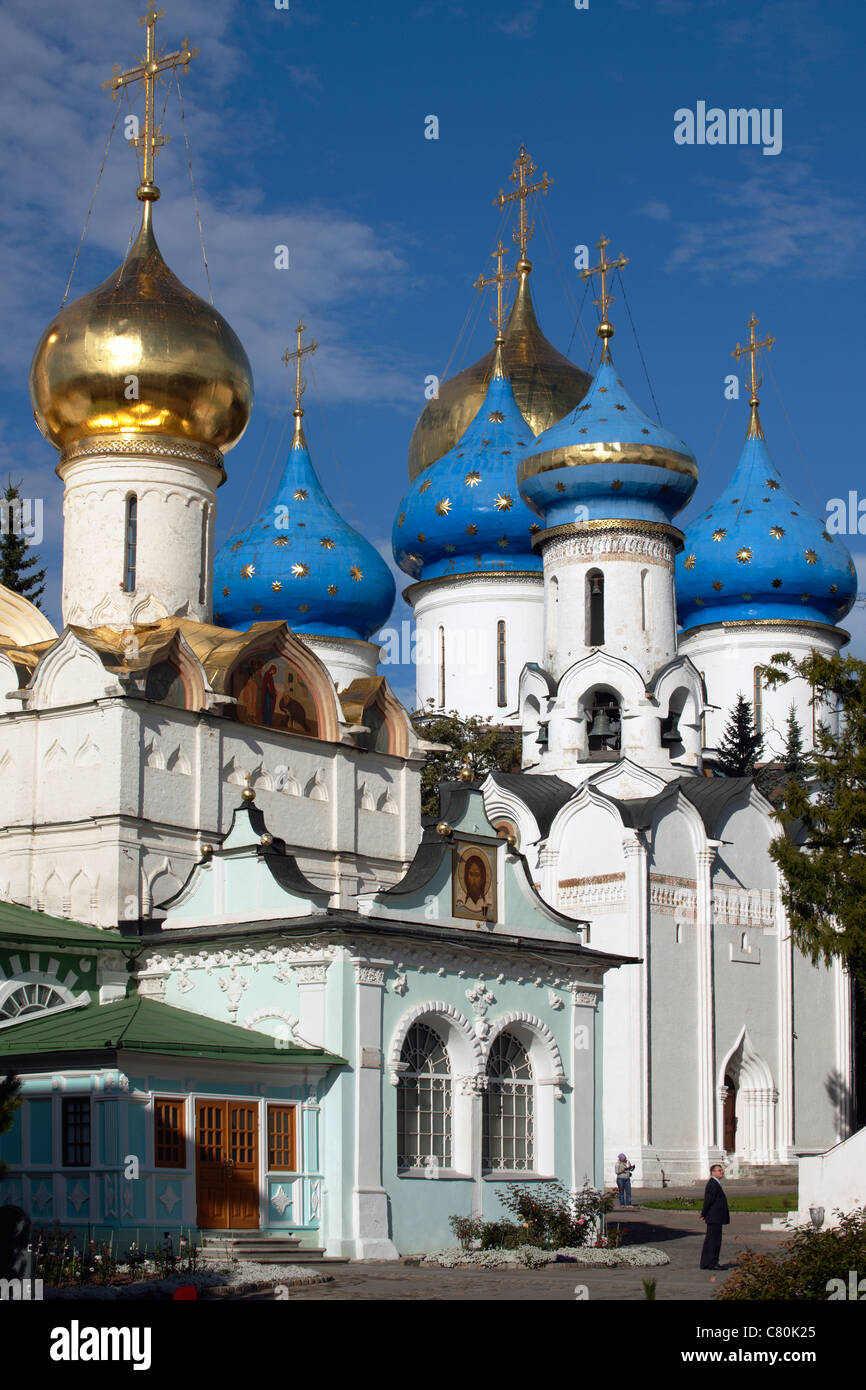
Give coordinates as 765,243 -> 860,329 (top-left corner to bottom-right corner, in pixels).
581,235 -> 629,363
282,320 -> 319,417
493,145 -> 553,263
732,313 -> 775,440
103,6 -> 197,203
473,241 -> 517,338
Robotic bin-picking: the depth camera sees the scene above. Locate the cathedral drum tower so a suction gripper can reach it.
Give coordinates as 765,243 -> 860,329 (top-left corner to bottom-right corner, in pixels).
30,17 -> 252,631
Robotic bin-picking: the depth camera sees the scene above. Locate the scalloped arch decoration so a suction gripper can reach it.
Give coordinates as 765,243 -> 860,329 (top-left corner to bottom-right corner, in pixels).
388,999 -> 483,1084
482,1011 -> 567,1081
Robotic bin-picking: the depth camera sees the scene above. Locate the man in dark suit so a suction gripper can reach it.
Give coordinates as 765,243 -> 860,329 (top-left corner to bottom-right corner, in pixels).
699,1163 -> 730,1269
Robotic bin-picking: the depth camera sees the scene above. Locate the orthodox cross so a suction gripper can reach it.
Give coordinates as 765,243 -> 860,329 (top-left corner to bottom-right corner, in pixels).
282,320 -> 319,417
581,235 -> 629,363
473,241 -> 517,339
493,145 -> 553,264
103,6 -> 197,202
732,313 -> 775,440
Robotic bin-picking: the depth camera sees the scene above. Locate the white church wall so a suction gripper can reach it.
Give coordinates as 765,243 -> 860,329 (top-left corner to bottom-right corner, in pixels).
649,910 -> 700,1156
791,949 -> 848,1153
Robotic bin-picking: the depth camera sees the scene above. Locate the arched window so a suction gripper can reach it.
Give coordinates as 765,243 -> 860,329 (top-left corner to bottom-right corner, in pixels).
199,504 -> 210,607
753,666 -> 764,734
145,660 -> 188,709
0,983 -> 67,1021
587,688 -> 621,754
496,620 -> 507,708
700,669 -> 707,746
397,1022 -> 452,1171
640,569 -> 648,631
438,626 -> 446,708
123,495 -> 138,593
586,570 -> 604,646
483,1032 -> 534,1173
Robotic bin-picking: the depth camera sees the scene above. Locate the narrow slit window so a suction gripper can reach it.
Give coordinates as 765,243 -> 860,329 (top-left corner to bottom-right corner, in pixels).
438,626 -> 445,708
155,1097 -> 186,1168
640,569 -> 648,631
587,570 -> 604,646
496,620 -> 507,707
267,1105 -> 297,1172
62,1097 -> 91,1167
199,505 -> 209,607
753,666 -> 764,734
124,495 -> 138,593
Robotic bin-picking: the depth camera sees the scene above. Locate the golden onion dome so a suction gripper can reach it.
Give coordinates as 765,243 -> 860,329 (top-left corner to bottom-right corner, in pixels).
30,204 -> 253,454
407,261 -> 591,481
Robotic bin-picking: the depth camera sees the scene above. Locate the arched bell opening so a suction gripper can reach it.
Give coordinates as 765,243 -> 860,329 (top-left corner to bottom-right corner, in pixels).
584,686 -> 621,759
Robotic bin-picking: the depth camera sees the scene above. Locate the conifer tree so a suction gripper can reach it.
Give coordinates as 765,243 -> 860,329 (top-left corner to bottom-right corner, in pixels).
782,703 -> 809,786
0,1073 -> 21,1180
0,479 -> 45,608
716,692 -> 764,777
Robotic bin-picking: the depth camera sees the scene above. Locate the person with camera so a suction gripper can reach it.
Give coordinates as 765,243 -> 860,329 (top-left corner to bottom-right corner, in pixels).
615,1152 -> 635,1207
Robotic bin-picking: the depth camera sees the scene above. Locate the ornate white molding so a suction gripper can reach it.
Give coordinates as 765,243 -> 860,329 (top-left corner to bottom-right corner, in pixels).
544,530 -> 676,567
296,964 -> 329,985
482,1010 -> 568,1095
388,1000 -> 483,1084
355,965 -> 386,987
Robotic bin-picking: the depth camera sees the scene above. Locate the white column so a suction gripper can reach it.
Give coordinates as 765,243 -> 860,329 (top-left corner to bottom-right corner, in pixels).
695,843 -> 721,1167
833,958 -> 853,1142
350,960 -> 398,1259
776,877 -> 795,1158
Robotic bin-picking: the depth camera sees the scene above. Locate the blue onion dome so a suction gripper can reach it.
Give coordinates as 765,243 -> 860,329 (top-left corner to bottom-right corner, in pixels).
392,341 -> 543,581
214,413 -> 395,639
517,358 -> 698,530
677,422 -> 856,634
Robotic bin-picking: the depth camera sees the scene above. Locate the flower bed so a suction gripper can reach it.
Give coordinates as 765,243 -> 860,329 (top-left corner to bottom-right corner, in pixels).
422,1244 -> 669,1270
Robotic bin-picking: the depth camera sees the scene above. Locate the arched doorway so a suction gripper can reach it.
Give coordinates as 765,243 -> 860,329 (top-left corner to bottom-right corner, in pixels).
723,1073 -> 737,1153
718,1029 -> 778,1163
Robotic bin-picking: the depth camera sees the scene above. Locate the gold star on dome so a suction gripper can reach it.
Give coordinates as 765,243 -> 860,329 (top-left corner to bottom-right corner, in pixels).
222,586 -> 230,596
684,554 -> 696,570
328,584 -> 338,594
772,578 -> 782,588
742,592 -> 753,600
419,478 -> 432,495
444,543 -> 456,552
555,482 -> 566,492
766,479 -> 780,490
494,493 -> 514,511
292,562 -> 309,578
298,604 -> 309,613
274,536 -> 289,547
435,498 -> 452,516
271,581 -> 282,593
350,565 -> 363,581
397,513 -> 405,528
770,526 -> 785,539
294,489 -> 308,501
489,410 -> 505,423
466,524 -> 478,535
598,386 -> 608,394
800,594 -> 810,602
805,549 -> 818,564
641,428 -> 650,435
822,531 -> 832,542
737,547 -> 753,563
241,564 -> 255,579
407,553 -> 422,564
695,598 -> 705,607
579,404 -> 591,412
497,535 -> 509,548
830,584 -> 838,594
465,471 -> 481,486
579,428 -> 588,434
417,532 -> 426,542
252,604 -> 262,613
529,523 -> 540,533
231,540 -> 242,551
320,537 -> 335,549
614,403 -> 627,411
611,480 -> 622,490
501,450 -> 511,456
712,580 -> 723,591
481,438 -> 492,447
712,529 -> 727,541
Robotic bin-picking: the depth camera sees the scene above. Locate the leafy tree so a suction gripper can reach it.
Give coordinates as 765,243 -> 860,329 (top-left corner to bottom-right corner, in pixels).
410,702 -> 519,818
782,703 -> 810,786
715,693 -> 764,777
764,650 -> 866,988
0,478 -> 45,608
0,1073 -> 22,1180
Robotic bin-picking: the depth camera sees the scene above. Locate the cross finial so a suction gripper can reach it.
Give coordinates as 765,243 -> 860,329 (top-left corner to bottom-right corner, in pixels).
474,241 -> 518,343
581,235 -> 629,363
493,145 -> 553,267
731,313 -> 775,440
103,6 -> 198,205
281,320 -> 319,431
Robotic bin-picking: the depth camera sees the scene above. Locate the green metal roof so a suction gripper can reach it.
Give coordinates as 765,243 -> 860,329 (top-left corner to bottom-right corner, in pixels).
0,901 -> 126,949
0,995 -> 346,1068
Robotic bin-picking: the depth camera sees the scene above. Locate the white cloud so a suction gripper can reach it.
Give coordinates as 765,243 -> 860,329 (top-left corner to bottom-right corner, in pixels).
638,198 -> 672,221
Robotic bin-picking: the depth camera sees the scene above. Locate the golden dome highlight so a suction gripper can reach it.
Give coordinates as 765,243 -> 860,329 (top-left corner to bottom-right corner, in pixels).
406,264 -> 591,481
30,204 -> 253,454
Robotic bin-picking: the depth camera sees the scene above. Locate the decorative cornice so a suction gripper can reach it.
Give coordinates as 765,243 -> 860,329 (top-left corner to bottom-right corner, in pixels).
535,519 -> 682,559
518,441 -> 698,483
681,617 -> 850,641
59,433 -> 226,477
403,569 -> 543,605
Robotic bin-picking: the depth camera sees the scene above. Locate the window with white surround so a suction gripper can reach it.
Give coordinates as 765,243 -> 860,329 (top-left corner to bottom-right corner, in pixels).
753,665 -> 764,734
0,983 -> 67,1021
124,494 -> 138,593
483,1032 -> 534,1172
496,620 -> 507,707
438,626 -> 445,708
586,569 -> 604,646
397,1023 -> 452,1170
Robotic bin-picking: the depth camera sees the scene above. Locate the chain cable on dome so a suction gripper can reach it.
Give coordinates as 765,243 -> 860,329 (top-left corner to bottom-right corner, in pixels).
307,359 -> 364,528
763,355 -> 823,512
615,269 -> 663,424
175,68 -> 213,305
537,199 -> 595,364
60,104 -> 121,307
224,406 -> 281,539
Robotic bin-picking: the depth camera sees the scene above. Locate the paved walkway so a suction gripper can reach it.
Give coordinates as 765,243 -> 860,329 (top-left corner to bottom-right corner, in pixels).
246,1202 -> 795,1301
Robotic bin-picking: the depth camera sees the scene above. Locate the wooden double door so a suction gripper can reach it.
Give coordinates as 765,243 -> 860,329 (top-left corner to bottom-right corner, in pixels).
196,1101 -> 260,1230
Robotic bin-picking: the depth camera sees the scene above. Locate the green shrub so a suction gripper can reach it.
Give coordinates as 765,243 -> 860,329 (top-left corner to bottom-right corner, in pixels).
497,1180 -> 613,1250
448,1215 -> 483,1250
479,1220 -> 525,1250
717,1206 -> 866,1301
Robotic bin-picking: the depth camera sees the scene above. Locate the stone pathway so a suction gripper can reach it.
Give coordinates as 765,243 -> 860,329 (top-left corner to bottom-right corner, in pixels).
243,1203 -> 793,1301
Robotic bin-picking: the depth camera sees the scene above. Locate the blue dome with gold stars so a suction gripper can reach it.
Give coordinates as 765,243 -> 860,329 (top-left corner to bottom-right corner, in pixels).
213,418 -> 395,639
392,345 -> 542,582
677,430 -> 856,633
517,359 -> 698,529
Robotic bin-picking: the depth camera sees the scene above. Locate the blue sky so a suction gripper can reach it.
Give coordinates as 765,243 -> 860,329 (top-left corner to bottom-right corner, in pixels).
2,0 -> 864,706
